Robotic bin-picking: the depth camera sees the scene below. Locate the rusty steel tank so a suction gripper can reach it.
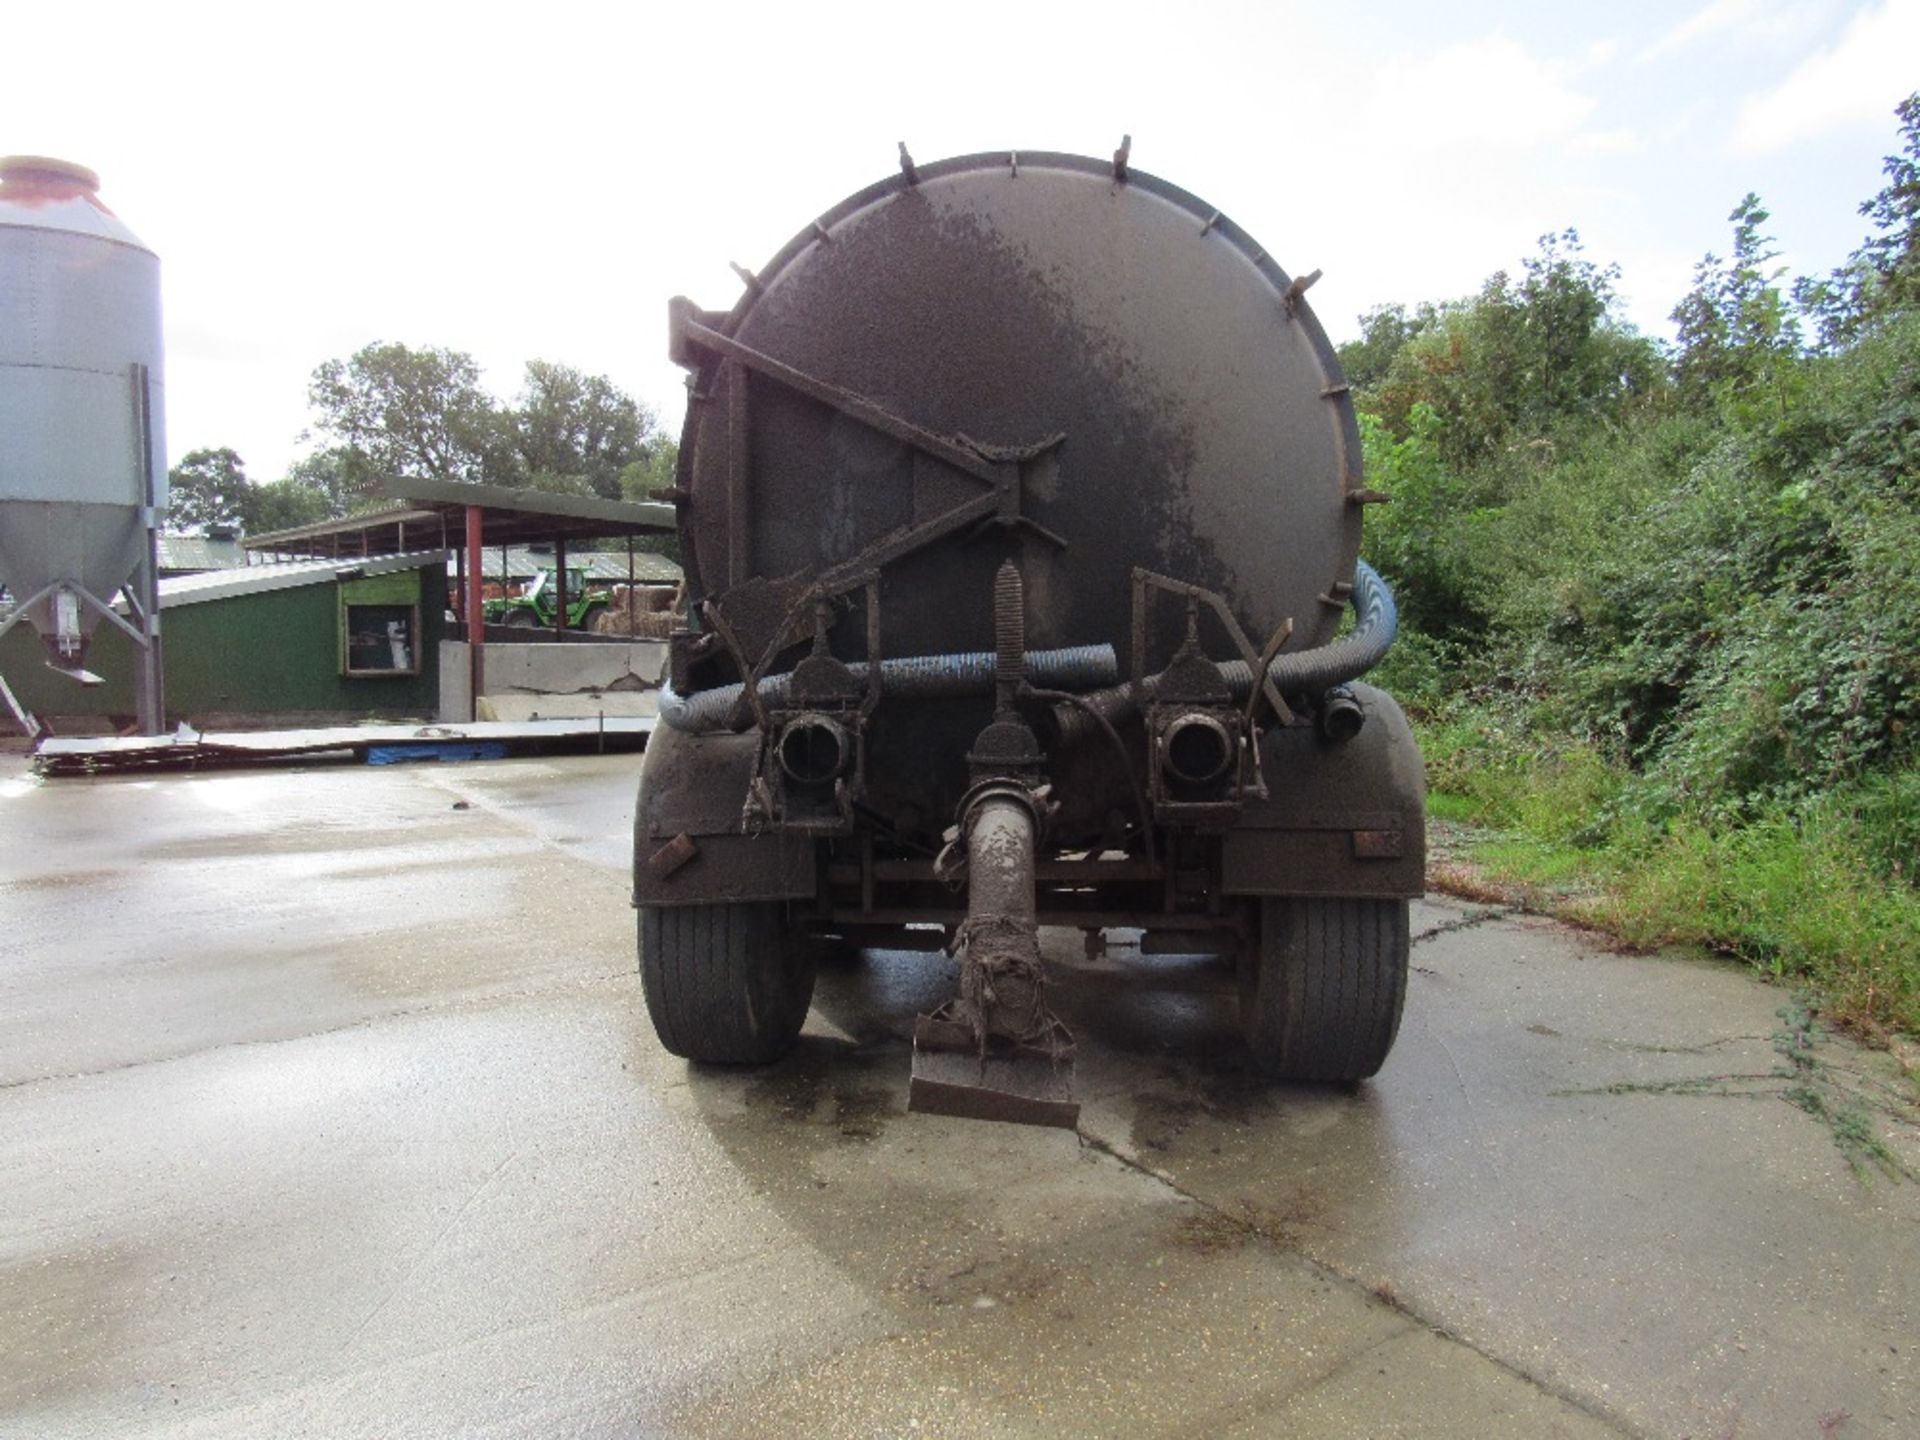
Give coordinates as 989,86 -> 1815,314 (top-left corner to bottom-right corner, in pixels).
633,144 -> 1425,1125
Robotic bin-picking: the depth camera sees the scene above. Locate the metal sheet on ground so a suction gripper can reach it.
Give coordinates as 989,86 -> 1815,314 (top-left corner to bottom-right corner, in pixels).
31,716 -> 655,775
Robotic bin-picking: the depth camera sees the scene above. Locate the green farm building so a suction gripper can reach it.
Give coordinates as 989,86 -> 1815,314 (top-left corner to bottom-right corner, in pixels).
1,552 -> 448,731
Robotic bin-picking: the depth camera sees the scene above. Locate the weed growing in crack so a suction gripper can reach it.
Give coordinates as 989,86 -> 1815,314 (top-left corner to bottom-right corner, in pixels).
1553,998 -> 1917,1182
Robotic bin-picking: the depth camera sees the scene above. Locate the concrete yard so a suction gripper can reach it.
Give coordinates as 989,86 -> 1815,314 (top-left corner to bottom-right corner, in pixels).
2,753 -> 1916,1439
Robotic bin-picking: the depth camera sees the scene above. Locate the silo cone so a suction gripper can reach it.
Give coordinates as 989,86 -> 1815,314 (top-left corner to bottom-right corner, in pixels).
0,156 -> 166,731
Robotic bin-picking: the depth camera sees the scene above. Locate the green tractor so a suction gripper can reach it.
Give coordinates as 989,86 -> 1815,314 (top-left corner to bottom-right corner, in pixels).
483,567 -> 610,631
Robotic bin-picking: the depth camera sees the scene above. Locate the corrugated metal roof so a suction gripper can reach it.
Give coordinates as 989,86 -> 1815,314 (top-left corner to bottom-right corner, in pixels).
468,546 -> 681,585
157,534 -> 248,573
245,480 -> 675,556
156,551 -> 448,610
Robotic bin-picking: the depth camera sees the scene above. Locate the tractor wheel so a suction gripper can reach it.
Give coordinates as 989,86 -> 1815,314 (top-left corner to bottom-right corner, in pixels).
504,610 -> 540,629
1240,896 -> 1409,1082
639,903 -> 815,1063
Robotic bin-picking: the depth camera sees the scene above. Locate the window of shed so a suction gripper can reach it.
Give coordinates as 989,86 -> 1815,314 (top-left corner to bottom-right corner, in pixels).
343,603 -> 419,676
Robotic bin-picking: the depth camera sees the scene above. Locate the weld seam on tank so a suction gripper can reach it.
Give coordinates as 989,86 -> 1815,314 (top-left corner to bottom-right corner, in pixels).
659,644 -> 1119,733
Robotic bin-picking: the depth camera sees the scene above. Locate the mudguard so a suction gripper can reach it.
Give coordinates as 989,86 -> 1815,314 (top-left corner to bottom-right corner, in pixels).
1220,683 -> 1427,900
630,725 -> 817,907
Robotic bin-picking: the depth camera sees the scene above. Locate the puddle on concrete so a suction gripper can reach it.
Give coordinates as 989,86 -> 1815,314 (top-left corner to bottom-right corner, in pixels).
734,1038 -> 904,1145
0,867 -> 123,891
0,1242 -> 140,1415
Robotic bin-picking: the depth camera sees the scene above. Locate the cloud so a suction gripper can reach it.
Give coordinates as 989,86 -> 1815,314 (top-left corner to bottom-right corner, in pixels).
1638,0 -> 1849,62
1640,0 -> 1762,60
1732,0 -> 1920,151
1365,34 -> 1595,154
1567,127 -> 1645,156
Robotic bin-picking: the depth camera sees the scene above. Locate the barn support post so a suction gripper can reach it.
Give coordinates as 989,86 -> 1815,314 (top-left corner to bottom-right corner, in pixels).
465,503 -> 485,722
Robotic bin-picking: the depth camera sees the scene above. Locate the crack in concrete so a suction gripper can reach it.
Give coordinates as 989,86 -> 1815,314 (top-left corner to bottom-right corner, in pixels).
338,1147 -> 521,1354
1073,1124 -> 1646,1438
1602,1032 -> 1771,1056
1161,1324 -> 1411,1440
1412,907 -> 1507,947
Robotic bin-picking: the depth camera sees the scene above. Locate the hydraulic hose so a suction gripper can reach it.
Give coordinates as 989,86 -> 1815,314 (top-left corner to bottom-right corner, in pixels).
659,643 -> 1119,733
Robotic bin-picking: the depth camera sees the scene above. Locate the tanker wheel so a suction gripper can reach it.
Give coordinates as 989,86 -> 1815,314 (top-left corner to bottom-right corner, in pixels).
1240,897 -> 1409,1082
639,902 -> 816,1064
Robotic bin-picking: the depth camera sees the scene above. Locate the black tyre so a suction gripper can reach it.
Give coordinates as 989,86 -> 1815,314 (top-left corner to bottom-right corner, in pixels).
1240,896 -> 1409,1082
639,903 -> 816,1063
504,609 -> 541,629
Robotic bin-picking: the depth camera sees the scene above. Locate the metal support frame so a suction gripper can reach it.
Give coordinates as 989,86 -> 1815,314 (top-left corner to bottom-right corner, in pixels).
0,672 -> 42,741
5,364 -> 171,731
130,363 -> 165,734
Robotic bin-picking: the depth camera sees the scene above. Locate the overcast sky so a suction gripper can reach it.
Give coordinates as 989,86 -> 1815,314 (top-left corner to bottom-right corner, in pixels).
6,0 -> 1916,480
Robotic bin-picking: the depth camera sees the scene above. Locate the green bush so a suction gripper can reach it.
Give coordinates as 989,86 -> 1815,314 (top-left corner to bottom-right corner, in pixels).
1349,101 -> 1920,1037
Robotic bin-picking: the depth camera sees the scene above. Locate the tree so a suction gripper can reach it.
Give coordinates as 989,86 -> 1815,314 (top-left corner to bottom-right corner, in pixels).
619,434 -> 679,503
512,360 -> 654,501
1797,92 -> 1920,349
272,447 -> 375,519
245,475 -> 333,533
612,435 -> 684,563
306,343 -> 508,498
1672,194 -> 1801,414
1363,232 -> 1660,467
1338,304 -> 1433,390
1512,229 -> 1658,428
166,447 -> 251,532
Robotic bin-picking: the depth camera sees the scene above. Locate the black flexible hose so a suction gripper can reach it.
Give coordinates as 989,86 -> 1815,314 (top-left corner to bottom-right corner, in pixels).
659,643 -> 1119,733
1256,558 -> 1398,697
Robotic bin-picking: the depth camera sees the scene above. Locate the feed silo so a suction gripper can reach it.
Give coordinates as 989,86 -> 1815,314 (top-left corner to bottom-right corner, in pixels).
0,155 -> 166,732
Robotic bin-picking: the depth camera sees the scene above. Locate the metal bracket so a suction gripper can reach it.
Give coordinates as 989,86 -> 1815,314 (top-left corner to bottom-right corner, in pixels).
715,577 -> 886,838
1282,268 -> 1322,318
1130,567 -> 1292,727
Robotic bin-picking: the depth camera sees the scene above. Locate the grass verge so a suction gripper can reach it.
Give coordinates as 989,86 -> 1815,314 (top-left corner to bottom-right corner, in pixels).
1418,712 -> 1920,1048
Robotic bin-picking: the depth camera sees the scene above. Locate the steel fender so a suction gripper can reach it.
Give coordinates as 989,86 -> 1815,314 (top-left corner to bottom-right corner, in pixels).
631,724 -> 817,907
1220,683 -> 1427,899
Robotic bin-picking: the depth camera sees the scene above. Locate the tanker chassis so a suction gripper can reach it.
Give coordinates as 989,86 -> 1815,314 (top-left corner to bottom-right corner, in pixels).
632,145 -> 1424,1125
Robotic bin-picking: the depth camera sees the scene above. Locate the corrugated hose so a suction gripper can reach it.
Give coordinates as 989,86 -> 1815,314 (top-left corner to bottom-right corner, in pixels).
658,643 -> 1119,733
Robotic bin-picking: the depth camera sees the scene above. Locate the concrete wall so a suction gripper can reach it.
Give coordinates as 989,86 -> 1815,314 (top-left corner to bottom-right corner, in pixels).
438,638 -> 667,723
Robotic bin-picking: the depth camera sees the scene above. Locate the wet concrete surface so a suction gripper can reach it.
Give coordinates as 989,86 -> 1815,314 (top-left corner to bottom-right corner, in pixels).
1,754 -> 1915,1438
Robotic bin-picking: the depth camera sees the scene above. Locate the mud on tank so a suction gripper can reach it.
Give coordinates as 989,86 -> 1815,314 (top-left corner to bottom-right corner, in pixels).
632,144 -> 1424,1126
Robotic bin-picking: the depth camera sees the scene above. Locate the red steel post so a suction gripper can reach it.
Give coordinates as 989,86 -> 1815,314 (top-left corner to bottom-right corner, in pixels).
465,503 -> 485,721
